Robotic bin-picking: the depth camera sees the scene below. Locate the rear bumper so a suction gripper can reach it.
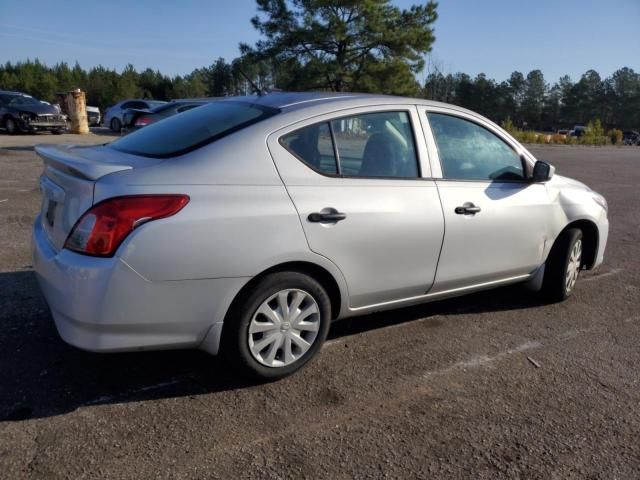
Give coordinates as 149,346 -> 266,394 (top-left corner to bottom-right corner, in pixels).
32,216 -> 247,354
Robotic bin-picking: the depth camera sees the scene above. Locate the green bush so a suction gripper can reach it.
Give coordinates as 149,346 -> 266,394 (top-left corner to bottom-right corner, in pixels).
501,116 -> 617,146
608,128 -> 623,145
522,130 -> 538,143
501,117 -> 516,134
581,119 -> 607,145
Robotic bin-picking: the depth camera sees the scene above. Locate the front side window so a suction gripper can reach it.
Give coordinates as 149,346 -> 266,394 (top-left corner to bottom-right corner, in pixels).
427,113 -> 524,181
281,111 -> 419,179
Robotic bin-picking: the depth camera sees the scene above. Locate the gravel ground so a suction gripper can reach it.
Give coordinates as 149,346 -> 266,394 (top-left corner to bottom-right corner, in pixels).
0,135 -> 639,479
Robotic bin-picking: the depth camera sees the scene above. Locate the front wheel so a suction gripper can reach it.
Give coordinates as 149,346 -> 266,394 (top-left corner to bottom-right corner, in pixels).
222,272 -> 331,381
5,117 -> 19,135
542,228 -> 583,302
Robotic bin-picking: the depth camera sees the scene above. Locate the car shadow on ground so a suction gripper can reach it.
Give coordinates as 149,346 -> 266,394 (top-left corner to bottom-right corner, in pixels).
0,146 -> 37,152
89,127 -> 119,137
0,270 -> 548,422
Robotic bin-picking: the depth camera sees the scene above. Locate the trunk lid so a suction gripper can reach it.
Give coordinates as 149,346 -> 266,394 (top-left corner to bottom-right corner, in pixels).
35,144 -> 162,251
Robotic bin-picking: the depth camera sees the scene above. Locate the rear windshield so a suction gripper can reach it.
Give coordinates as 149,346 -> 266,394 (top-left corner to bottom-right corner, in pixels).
109,101 -> 279,158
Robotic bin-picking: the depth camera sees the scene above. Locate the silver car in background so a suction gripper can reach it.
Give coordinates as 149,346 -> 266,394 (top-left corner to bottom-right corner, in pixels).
32,93 -> 609,380
103,98 -> 167,132
86,105 -> 101,126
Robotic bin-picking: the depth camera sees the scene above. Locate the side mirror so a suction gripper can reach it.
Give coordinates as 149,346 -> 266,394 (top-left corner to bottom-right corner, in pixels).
532,160 -> 555,182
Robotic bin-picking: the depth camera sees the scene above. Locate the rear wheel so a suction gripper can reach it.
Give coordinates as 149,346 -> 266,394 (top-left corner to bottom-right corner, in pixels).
542,228 -> 583,302
110,117 -> 121,132
222,272 -> 331,380
51,129 -> 64,135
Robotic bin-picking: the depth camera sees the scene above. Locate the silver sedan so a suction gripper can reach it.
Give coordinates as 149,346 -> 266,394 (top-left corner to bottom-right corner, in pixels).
32,93 -> 609,380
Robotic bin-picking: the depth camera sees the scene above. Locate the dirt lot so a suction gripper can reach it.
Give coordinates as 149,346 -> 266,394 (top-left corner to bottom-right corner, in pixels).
0,133 -> 639,479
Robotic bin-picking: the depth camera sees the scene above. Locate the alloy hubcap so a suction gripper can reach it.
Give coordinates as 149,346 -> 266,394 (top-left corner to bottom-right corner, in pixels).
565,239 -> 582,293
248,289 -> 320,368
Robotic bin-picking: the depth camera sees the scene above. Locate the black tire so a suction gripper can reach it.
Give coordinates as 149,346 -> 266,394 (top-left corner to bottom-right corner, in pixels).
221,272 -> 332,381
110,117 -> 121,132
51,129 -> 64,135
5,117 -> 19,135
542,228 -> 583,302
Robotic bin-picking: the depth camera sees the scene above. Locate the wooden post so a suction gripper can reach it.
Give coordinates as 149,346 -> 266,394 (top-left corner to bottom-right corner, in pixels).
64,89 -> 89,134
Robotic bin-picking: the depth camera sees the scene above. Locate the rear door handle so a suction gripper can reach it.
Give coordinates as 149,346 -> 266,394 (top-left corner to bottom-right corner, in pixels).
308,209 -> 347,223
455,203 -> 481,215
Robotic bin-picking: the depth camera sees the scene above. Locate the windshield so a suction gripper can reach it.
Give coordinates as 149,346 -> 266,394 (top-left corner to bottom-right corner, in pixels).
109,101 -> 279,158
4,95 -> 42,106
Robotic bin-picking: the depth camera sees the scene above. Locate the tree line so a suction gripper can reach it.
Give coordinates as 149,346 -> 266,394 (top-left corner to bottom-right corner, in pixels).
424,68 -> 640,130
0,58 -> 263,112
2,59 -> 637,131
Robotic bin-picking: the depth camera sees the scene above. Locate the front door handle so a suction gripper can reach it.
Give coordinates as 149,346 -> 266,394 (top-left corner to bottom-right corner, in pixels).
454,203 -> 481,215
308,209 -> 347,223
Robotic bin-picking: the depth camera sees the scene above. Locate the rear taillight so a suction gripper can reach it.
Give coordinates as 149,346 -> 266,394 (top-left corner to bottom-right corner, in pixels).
135,117 -> 154,126
65,195 -> 189,257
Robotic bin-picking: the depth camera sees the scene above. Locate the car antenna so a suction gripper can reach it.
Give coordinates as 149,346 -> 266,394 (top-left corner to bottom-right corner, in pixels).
238,69 -> 266,97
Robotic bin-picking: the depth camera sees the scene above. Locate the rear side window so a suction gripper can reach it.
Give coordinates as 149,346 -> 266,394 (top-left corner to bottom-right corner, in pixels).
109,101 -> 279,158
331,111 -> 418,178
281,111 -> 419,179
281,122 -> 338,175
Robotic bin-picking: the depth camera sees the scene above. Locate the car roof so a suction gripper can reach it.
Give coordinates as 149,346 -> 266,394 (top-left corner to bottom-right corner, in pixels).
117,92 -> 479,117
216,91 -> 478,116
0,90 -> 29,96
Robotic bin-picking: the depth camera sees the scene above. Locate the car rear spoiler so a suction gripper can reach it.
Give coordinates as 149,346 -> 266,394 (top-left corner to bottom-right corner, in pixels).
35,144 -> 133,181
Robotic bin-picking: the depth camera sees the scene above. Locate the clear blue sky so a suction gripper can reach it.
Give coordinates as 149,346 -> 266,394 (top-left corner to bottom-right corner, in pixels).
1,0 -> 638,84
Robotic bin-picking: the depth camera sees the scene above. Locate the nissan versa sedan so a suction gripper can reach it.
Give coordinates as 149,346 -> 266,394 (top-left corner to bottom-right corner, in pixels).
32,92 -> 609,380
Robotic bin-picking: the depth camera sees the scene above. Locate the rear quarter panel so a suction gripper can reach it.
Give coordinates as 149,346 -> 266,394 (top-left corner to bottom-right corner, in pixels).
94,126 -> 348,295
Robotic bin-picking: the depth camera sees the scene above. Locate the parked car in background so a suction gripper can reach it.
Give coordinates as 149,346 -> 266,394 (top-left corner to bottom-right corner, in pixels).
570,125 -> 587,137
32,92 -> 609,380
86,105 -> 101,126
623,130 -> 640,146
0,90 -> 67,134
121,100 -> 207,135
104,99 -> 166,132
